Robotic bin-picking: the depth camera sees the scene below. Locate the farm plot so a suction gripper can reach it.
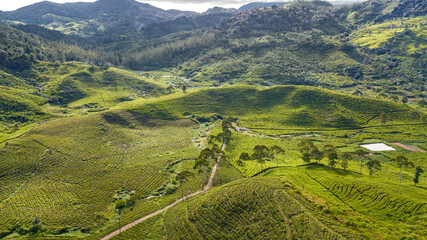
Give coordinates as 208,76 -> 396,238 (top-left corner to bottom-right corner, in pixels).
0,110 -> 199,235
261,166 -> 427,239
161,178 -> 360,239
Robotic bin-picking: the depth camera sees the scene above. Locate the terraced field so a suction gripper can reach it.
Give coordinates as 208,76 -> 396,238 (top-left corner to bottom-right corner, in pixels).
0,110 -> 199,237
1,85 -> 425,239
122,85 -> 425,130
351,16 -> 427,54
110,177 -> 364,240
109,166 -> 427,239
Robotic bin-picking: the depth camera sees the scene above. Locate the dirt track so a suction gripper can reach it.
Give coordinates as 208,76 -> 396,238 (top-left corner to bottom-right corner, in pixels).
393,142 -> 426,153
100,143 -> 226,240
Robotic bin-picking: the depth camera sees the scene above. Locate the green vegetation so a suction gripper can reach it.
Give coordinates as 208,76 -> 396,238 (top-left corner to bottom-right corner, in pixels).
121,85 -> 425,129
0,110 -> 200,238
1,79 -> 426,239
0,0 -> 426,239
352,16 -> 426,53
0,60 -> 166,141
109,166 -> 427,239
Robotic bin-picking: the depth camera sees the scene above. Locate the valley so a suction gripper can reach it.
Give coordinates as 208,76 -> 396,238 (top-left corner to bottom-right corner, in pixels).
0,0 -> 426,239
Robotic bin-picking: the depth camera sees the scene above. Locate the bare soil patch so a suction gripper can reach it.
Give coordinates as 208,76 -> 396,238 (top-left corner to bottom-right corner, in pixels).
392,143 -> 426,153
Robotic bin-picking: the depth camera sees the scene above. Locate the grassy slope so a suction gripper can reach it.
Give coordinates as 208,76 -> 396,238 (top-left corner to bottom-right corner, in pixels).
121,85 -> 425,129
0,110 -> 199,237
1,85 -> 425,239
0,62 -> 165,142
32,62 -> 165,108
352,16 -> 427,53
110,166 -> 427,239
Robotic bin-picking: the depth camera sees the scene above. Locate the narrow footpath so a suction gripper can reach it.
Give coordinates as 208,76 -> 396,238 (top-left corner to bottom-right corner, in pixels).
100,143 -> 226,240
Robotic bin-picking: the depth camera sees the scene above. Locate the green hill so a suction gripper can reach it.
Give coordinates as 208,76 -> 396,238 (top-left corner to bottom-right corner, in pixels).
108,166 -> 427,239
0,110 -> 199,238
0,61 -> 166,142
0,0 -> 195,37
123,85 -> 424,129
0,85 -> 425,239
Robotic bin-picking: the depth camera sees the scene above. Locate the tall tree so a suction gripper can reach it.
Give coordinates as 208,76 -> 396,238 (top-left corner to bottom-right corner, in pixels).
298,140 -> 318,163
302,153 -> 311,164
323,144 -> 337,167
238,152 -> 250,176
402,96 -> 408,104
298,140 -> 315,155
181,84 -> 187,93
270,145 -> 285,167
328,152 -> 338,168
413,167 -> 424,186
252,145 -> 270,172
311,147 -> 323,163
355,148 -> 369,174
236,159 -> 246,177
340,152 -> 352,170
215,130 -> 232,144
257,157 -> 266,172
176,170 -> 194,198
222,117 -> 236,131
194,156 -> 210,187
391,156 -> 415,184
166,85 -> 175,94
365,159 -> 382,175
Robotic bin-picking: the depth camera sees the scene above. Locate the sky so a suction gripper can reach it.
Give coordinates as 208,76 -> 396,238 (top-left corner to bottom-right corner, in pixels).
0,0 -> 356,13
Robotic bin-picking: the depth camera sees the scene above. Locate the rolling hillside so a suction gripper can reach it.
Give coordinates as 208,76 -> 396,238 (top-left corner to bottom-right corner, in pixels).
0,110 -> 200,238
0,85 -> 425,239
0,0 -> 426,239
123,85 -> 424,129
107,166 -> 427,239
0,60 -> 165,142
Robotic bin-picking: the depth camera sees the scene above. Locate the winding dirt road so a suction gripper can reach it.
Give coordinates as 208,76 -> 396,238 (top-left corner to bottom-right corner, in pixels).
100,143 -> 226,240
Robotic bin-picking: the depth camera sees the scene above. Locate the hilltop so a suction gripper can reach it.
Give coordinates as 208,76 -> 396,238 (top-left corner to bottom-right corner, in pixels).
0,0 -> 195,37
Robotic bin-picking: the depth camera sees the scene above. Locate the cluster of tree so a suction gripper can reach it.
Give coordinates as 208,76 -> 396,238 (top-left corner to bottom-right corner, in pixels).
390,155 -> 425,186
193,145 -> 222,186
0,24 -> 117,74
298,140 -> 383,175
298,140 -> 425,185
123,32 -> 217,70
238,145 -> 285,175
206,116 -> 237,145
177,117 -> 236,197
219,1 -> 345,37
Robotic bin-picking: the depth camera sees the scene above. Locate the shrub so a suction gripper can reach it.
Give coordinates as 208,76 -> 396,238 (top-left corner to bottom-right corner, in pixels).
165,184 -> 178,195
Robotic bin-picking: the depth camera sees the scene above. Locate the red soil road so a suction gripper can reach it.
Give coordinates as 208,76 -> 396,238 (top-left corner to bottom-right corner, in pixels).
393,142 -> 426,153
100,143 -> 226,240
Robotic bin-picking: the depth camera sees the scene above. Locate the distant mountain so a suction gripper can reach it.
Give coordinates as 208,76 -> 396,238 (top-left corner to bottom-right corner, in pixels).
338,0 -> 427,24
386,0 -> 426,18
239,2 -> 291,11
330,0 -> 366,5
0,0 -> 196,37
204,7 -> 240,15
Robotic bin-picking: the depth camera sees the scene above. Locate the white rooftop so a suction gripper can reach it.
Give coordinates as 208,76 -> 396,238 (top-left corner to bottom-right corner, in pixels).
360,143 -> 396,152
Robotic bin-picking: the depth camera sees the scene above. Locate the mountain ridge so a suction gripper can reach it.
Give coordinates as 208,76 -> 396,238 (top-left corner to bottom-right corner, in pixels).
0,0 -> 196,36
